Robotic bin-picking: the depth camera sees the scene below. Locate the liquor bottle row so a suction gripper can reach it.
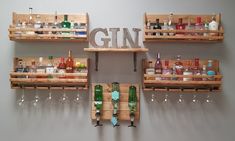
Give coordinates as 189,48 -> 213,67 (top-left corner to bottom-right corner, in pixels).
146,13 -> 219,37
14,8 -> 87,37
15,50 -> 87,75
146,53 -> 218,81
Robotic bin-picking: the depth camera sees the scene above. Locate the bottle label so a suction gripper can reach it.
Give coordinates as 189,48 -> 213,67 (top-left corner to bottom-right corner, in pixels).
112,91 -> 120,101
207,70 -> 215,76
111,117 -> 118,126
155,69 -> 162,74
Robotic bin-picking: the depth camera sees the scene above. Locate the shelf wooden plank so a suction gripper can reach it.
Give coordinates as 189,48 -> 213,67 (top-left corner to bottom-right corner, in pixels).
144,29 -> 224,33
144,74 -> 223,79
144,35 -> 224,41
10,78 -> 88,84
10,72 -> 88,77
84,47 -> 148,52
143,88 -> 221,93
9,26 -> 87,32
144,80 -> 222,85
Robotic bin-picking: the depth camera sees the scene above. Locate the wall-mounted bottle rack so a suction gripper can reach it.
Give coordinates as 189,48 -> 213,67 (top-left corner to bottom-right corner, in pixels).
143,13 -> 224,42
142,59 -> 222,92
8,12 -> 89,42
91,83 -> 140,121
10,57 -> 89,90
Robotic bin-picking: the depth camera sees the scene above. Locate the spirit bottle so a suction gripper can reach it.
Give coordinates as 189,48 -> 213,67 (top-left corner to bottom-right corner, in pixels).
155,53 -> 162,80
176,18 -> 185,36
30,60 -> 37,73
192,58 -> 202,81
128,85 -> 137,127
26,7 -> 35,35
94,85 -> 103,127
58,57 -> 66,74
36,57 -> 46,73
195,17 -> 203,36
185,18 -> 194,35
34,15 -> 43,34
168,12 -> 176,36
183,61 -> 193,81
111,82 -> 120,127
146,61 -> 155,75
162,20 -> 168,36
153,19 -> 162,36
204,20 -> 209,36
46,56 -> 55,74
61,15 -> 71,35
65,50 -> 74,73
209,16 -> 219,36
175,55 -> 184,80
52,11 -> 59,35
172,64 -> 177,80
16,59 -> 28,73
162,60 -> 172,80
146,20 -> 152,36
207,60 -> 216,81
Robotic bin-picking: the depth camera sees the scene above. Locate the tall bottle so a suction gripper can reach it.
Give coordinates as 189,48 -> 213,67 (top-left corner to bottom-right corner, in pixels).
26,7 -> 34,35
61,15 -> 71,35
111,82 -> 120,127
176,18 -> 185,36
146,20 -> 152,36
207,60 -> 216,81
66,50 -> 74,73
175,55 -> 184,80
209,16 -> 219,36
195,17 -> 203,36
155,53 -> 162,80
128,85 -> 137,127
183,61 -> 193,81
94,85 -> 103,126
162,20 -> 169,36
153,19 -> 162,36
168,12 -> 175,36
58,57 -> 66,74
52,11 -> 59,35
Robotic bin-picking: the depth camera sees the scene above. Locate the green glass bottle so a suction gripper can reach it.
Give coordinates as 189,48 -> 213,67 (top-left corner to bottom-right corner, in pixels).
94,85 -> 103,127
61,15 -> 71,35
111,82 -> 120,127
128,85 -> 137,127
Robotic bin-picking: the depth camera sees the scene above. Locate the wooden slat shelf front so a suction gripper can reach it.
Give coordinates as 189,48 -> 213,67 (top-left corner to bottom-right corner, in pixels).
84,47 -> 148,52
144,13 -> 224,42
10,57 -> 89,90
9,12 -> 89,42
142,59 -> 222,92
91,83 -> 140,121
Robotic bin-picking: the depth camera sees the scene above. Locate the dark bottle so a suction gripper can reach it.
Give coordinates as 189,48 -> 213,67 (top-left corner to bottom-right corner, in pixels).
58,57 -> 66,73
162,60 -> 172,80
61,15 -> 71,35
207,60 -> 216,81
153,19 -> 162,36
128,85 -> 137,127
176,18 -> 185,35
66,50 -> 74,73
192,58 -> 202,81
155,53 -> 162,80
175,55 -> 184,80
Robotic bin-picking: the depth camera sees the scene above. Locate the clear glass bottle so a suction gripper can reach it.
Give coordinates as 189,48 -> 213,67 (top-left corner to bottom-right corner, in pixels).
185,18 -> 194,36
46,56 -> 55,74
201,65 -> 207,81
52,11 -> 59,35
183,61 -> 193,81
168,12 -> 175,36
203,20 -> 209,36
155,53 -> 162,80
175,55 -> 184,80
162,20 -> 168,36
209,16 -> 219,36
146,61 -> 155,75
36,57 -> 46,73
26,7 -> 35,35
30,60 -> 37,73
34,15 -> 43,34
146,20 -> 151,36
207,60 -> 216,81
153,19 -> 162,36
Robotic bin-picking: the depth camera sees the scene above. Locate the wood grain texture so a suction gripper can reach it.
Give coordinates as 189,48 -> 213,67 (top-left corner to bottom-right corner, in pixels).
91,83 -> 140,121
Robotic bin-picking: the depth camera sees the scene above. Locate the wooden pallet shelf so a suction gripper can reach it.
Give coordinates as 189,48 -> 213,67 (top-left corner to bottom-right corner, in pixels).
142,59 -> 222,92
84,47 -> 148,72
9,12 -> 89,42
10,57 -> 89,90
91,83 -> 140,121
143,13 -> 224,42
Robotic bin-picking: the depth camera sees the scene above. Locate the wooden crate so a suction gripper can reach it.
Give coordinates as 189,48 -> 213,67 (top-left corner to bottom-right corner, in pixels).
9,12 -> 89,42
143,13 -> 224,42
142,59 -> 222,92
10,57 -> 89,90
91,83 -> 140,121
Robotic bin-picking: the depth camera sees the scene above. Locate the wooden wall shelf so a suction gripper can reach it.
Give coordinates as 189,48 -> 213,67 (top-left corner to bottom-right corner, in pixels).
10,57 -> 89,90
9,12 -> 89,42
142,59 -> 222,92
84,47 -> 148,72
144,13 -> 224,42
91,83 -> 140,121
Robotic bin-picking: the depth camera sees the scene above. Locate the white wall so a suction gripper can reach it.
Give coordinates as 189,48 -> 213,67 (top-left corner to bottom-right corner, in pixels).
1,0 -> 235,141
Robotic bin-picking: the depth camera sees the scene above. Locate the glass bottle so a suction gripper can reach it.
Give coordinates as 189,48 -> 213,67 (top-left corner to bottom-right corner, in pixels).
195,17 -> 203,36
185,18 -> 194,35
146,20 -> 151,36
203,20 -> 209,36
168,12 -> 175,36
192,58 -> 202,81
207,60 -> 216,81
66,50 -> 74,73
111,82 -> 120,127
34,15 -> 43,34
128,85 -> 137,127
94,85 -> 103,112
58,57 -> 66,74
201,65 -> 207,81
30,60 -> 37,73
153,19 -> 162,36
61,15 -> 71,35
155,53 -> 162,80
176,18 -> 185,36
26,7 -> 35,35
36,57 -> 46,73
146,61 -> 155,75
52,11 -> 59,35
172,64 -> 177,80
175,55 -> 184,80
209,16 -> 219,36
46,56 -> 55,74
162,20 -> 168,36
70,20 -> 75,35
183,61 -> 193,81
162,60 -> 172,80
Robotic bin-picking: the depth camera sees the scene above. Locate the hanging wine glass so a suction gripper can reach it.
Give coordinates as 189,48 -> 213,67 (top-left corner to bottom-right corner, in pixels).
32,86 -> 40,107
59,87 -> 69,104
177,94 -> 184,104
45,87 -> 54,105
205,94 -> 213,103
163,94 -> 169,104
151,87 -> 155,102
191,94 -> 199,104
73,88 -> 80,104
17,85 -> 25,106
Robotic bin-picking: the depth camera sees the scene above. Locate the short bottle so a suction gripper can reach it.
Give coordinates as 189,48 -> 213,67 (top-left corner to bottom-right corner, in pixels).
153,19 -> 162,36
176,18 -> 185,36
36,57 -> 46,73
201,65 -> 207,81
183,61 -> 193,81
66,50 -> 74,73
162,60 -> 172,80
209,16 -> 219,36
146,20 -> 152,36
146,61 -> 155,75
155,53 -> 162,80
61,15 -> 71,35
195,17 -> 203,36
58,57 -> 66,74
207,60 -> 216,81
34,15 -> 43,34
162,20 -> 169,36
46,56 -> 55,74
